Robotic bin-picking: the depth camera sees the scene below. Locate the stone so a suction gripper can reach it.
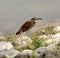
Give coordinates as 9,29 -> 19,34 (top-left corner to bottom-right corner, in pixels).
0,55 -> 7,58
21,50 -> 33,55
38,35 -> 48,39
0,49 -> 20,58
0,41 -> 13,51
44,51 -> 60,58
34,47 -> 47,58
14,55 -> 30,58
53,26 -> 60,33
34,47 -> 60,58
15,36 -> 32,47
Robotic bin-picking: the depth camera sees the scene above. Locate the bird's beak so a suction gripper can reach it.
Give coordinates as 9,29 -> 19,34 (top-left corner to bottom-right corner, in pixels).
35,18 -> 42,20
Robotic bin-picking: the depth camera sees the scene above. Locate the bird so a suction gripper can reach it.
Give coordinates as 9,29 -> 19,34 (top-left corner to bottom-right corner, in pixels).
16,17 -> 42,36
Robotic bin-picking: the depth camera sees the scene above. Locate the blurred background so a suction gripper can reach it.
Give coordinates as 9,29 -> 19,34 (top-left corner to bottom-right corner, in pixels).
0,0 -> 60,36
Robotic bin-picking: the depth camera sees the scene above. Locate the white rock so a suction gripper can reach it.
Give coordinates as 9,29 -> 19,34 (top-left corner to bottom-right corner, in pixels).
15,36 -> 32,46
45,33 -> 60,44
0,36 -> 5,39
52,33 -> 60,38
0,49 -> 20,58
0,41 -> 13,50
34,47 -> 47,57
41,30 -> 46,33
47,43 -> 57,51
38,35 -> 48,39
34,47 -> 47,54
0,36 -> 5,40
45,39 -> 53,44
53,26 -> 60,33
52,33 -> 60,43
21,50 -> 33,55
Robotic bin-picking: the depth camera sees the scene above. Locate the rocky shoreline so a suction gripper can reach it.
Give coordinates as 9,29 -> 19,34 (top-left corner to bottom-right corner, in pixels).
0,26 -> 60,58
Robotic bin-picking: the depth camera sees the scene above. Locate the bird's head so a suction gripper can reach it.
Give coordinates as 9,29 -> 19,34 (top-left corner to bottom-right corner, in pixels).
31,17 -> 42,21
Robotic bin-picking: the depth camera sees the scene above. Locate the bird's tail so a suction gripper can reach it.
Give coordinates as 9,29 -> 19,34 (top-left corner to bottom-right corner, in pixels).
16,30 -> 22,37
16,31 -> 20,35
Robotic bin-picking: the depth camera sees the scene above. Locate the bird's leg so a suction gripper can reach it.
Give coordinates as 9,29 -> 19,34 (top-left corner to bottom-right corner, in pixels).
26,29 -> 30,36
12,32 -> 22,45
17,31 -> 22,37
26,27 -> 32,36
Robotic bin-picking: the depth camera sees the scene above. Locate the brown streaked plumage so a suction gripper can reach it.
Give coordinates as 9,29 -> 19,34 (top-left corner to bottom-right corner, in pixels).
16,17 -> 42,35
